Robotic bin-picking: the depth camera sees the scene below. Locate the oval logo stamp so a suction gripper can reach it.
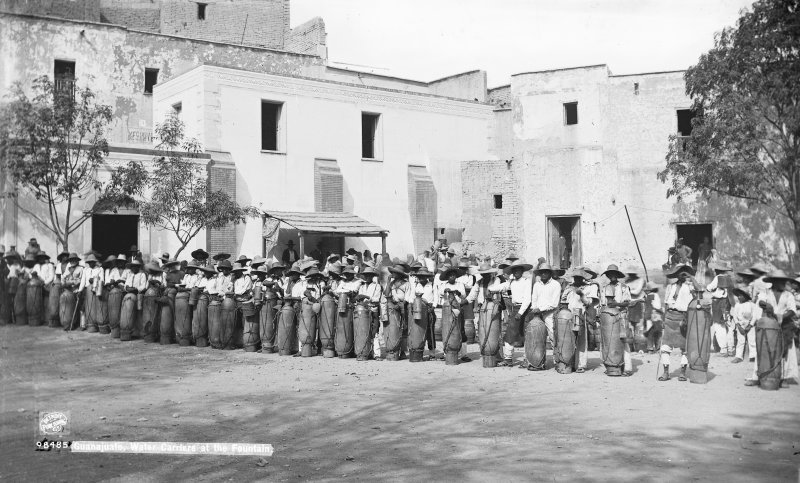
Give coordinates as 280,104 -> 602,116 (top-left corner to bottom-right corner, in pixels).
39,411 -> 70,435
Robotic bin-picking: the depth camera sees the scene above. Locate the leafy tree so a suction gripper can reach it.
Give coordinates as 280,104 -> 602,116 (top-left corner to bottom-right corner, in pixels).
109,115 -> 258,258
658,0 -> 800,259
0,75 -> 132,251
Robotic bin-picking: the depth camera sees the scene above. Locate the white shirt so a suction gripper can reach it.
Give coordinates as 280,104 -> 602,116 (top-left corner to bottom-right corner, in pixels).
78,266 -> 104,293
489,276 -> 532,314
757,289 -> 796,320
359,281 -> 383,303
232,276 -> 253,296
412,282 -> 435,305
531,279 -> 562,313
731,301 -> 761,329
34,262 -> 55,285
125,271 -> 148,292
600,281 -> 632,307
665,282 -> 693,312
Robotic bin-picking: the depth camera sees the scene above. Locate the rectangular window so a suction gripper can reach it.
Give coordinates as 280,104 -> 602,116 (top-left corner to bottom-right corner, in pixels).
197,3 -> 207,20
172,102 -> 182,117
54,59 -> 76,78
564,102 -> 578,125
261,101 -> 283,151
362,112 -> 380,159
144,68 -> 159,94
494,194 -> 503,209
677,109 -> 695,136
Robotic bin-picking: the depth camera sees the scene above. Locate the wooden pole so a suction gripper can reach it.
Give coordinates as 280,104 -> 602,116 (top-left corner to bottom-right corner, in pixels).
624,205 -> 649,283
381,233 -> 387,256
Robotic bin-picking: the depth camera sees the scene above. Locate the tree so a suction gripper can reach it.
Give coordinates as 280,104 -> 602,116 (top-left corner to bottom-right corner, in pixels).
109,115 -> 258,258
658,0 -> 800,259
0,76 -> 131,251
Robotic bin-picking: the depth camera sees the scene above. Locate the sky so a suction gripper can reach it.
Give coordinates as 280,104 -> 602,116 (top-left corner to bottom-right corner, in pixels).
291,0 -> 756,87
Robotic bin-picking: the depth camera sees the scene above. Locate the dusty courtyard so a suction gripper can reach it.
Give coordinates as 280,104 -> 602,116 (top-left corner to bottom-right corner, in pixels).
1,324 -> 798,482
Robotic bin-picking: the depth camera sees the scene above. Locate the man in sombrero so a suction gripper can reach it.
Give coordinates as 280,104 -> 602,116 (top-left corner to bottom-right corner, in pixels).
600,264 -> 634,376
660,264 -> 695,381
752,270 -> 798,387
706,260 -> 735,356
730,287 -> 759,366
489,258 -> 533,367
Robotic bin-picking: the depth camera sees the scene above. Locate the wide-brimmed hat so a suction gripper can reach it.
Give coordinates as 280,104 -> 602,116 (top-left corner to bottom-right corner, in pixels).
505,252 -> 519,262
574,265 -> 597,280
736,268 -> 756,278
145,262 -> 163,274
236,254 -> 252,264
56,250 -> 70,262
251,255 -> 266,267
732,288 -> 752,301
666,264 -> 695,279
387,263 -> 408,277
326,262 -> 342,279
414,267 -> 434,278
267,261 -> 285,274
306,267 -> 326,280
327,254 -> 340,262
191,249 -> 209,261
216,259 -> 232,271
85,253 -> 99,264
65,252 -> 80,262
128,259 -> 143,268
250,267 -> 269,277
213,252 -> 231,261
763,270 -> 794,285
505,259 -> 533,273
566,268 -> 589,281
602,264 -> 625,279
231,262 -> 248,273
23,253 -> 37,265
162,259 -> 181,269
409,261 -> 423,273
102,255 -> 116,266
159,252 -> 169,262
359,266 -> 378,279
285,262 -> 303,277
478,262 -> 497,275
749,262 -> 771,275
533,262 -> 554,275
197,265 -> 216,275
115,254 -> 127,263
446,247 -> 457,256
346,248 -> 358,255
35,252 -> 51,261
340,265 -> 356,276
441,266 -> 462,280
710,260 -> 732,272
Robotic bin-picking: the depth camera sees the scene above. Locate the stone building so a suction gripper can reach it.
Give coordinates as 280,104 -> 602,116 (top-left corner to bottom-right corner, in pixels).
0,0 -> 489,259
465,65 -> 794,274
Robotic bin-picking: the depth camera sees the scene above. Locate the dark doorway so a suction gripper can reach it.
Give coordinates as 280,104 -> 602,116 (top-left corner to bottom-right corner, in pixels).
92,214 -> 138,259
547,216 -> 581,269
676,223 -> 713,266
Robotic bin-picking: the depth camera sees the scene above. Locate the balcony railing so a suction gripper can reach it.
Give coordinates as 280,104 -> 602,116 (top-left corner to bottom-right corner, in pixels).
54,76 -> 75,99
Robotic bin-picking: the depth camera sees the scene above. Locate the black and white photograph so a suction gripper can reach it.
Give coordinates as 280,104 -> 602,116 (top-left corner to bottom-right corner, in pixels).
1,0 -> 799,480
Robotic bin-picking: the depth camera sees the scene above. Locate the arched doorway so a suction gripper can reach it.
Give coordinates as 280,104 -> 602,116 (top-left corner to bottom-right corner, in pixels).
92,208 -> 139,259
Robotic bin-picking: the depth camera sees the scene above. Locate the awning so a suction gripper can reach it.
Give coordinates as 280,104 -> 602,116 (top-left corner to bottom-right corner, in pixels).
262,210 -> 388,237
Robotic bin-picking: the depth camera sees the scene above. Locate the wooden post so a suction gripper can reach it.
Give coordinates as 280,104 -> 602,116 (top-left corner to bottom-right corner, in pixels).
381,233 -> 387,256
261,214 -> 266,258
298,231 -> 305,258
624,205 -> 649,283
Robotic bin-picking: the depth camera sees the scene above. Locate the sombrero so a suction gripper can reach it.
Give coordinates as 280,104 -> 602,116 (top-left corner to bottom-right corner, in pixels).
388,263 -> 408,277
736,268 -> 756,279
505,259 -> 533,273
749,262 -> 771,275
23,253 -> 37,266
359,266 -> 378,279
575,265 -> 598,280
732,287 -> 751,301
602,264 -> 626,279
35,252 -> 51,262
212,252 -> 231,261
267,262 -> 285,275
191,249 -> 209,261
533,262 -> 554,275
231,262 -> 248,273
250,267 -> 269,277
666,264 -> 695,279
341,265 -> 357,276
414,267 -> 434,278
128,259 -> 143,268
197,264 -> 216,275
441,266 -> 461,280
145,262 -> 163,274
477,262 -> 497,275
162,259 -> 181,270
236,254 -> 252,265
763,270 -> 795,285
66,252 -> 80,262
84,253 -> 99,264
566,268 -> 589,281
216,259 -> 232,271
285,262 -> 303,277
251,256 -> 267,267
56,250 -> 70,262
710,260 -> 732,272
505,252 -> 519,262
305,267 -> 326,280
102,255 -> 117,266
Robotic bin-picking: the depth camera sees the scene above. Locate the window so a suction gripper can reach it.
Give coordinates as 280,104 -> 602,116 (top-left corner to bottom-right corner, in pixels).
172,102 -> 182,117
54,60 -> 76,96
494,194 -> 503,209
144,68 -> 159,94
197,3 -> 206,20
677,109 -> 696,136
362,112 -> 380,159
261,101 -> 283,151
564,102 -> 578,125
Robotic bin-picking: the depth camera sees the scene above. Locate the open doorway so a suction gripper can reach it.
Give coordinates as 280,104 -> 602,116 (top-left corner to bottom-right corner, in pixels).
676,223 -> 713,266
547,216 -> 582,269
92,214 -> 139,259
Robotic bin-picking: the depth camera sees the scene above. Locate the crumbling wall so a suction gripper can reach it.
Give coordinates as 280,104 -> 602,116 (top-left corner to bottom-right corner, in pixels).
0,0 -> 101,21
99,0 -> 160,32
285,16 -> 326,58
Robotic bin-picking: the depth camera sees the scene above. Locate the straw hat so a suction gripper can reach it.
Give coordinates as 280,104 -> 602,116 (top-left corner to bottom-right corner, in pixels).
749,262 -> 771,275
477,262 -> 497,275
710,260 -> 733,272
85,253 -> 99,264
216,259 -> 232,271
128,259 -> 143,268
441,266 -> 461,280
213,252 -> 231,261
533,262 -> 554,275
359,266 -> 378,279
602,264 -> 626,279
236,254 -> 252,265
505,259 -> 533,273
251,255 -> 267,267
388,263 -> 408,277
56,250 -> 70,262
35,252 -> 51,262
102,255 -> 117,266
505,252 -> 519,262
305,267 -> 326,280
666,264 -> 695,279
763,270 -> 795,285
732,287 -> 751,302
115,254 -> 127,263
231,262 -> 248,273
162,259 -> 181,270
414,267 -> 434,278
285,262 -> 303,277
145,262 -> 163,274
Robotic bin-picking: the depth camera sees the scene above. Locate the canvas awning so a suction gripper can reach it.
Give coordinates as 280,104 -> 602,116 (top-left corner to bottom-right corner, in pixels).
261,210 -> 389,256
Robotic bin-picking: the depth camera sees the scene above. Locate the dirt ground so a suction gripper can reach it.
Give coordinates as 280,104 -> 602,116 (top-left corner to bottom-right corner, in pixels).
1,324 -> 799,482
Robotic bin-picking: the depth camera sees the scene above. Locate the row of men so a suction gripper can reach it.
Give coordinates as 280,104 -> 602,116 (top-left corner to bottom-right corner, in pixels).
1,246 -> 796,387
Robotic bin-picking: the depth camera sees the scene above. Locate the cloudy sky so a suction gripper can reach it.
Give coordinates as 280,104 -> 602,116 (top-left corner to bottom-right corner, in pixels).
291,0 -> 755,87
